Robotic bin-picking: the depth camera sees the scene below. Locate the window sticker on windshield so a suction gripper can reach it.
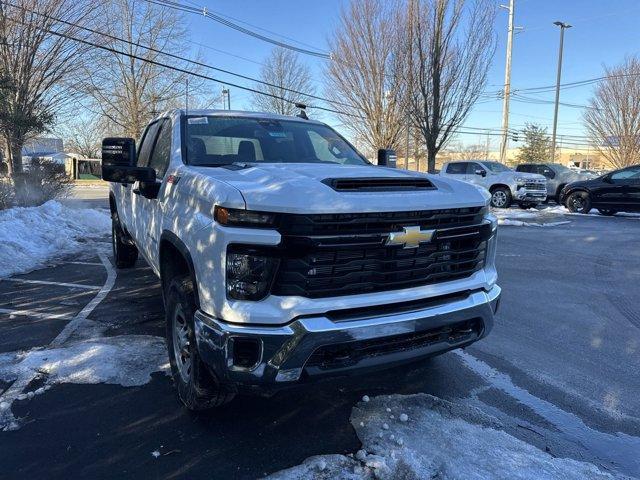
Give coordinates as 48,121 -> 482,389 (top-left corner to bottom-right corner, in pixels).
268,131 -> 287,138
188,117 -> 208,125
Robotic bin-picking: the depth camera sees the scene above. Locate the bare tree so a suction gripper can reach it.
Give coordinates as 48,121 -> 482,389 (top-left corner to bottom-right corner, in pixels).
402,0 -> 496,173
56,114 -> 103,158
584,57 -> 640,169
251,48 -> 316,116
0,0 -> 93,175
454,142 -> 489,161
81,0 -> 209,140
325,0 -> 406,155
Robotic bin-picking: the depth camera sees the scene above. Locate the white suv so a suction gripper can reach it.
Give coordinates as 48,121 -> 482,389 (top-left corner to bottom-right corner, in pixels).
440,160 -> 547,208
101,110 -> 500,410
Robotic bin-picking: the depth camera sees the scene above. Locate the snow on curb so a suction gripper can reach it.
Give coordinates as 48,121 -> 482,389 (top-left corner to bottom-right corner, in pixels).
267,394 -> 623,480
0,335 -> 169,431
0,200 -> 111,278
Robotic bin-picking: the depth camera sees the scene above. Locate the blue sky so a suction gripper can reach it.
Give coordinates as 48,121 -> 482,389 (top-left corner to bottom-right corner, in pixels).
181,0 -> 640,152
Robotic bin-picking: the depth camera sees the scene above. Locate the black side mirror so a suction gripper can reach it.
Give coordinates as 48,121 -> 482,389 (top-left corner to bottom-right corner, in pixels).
101,137 -> 155,184
377,149 -> 397,168
475,169 -> 487,177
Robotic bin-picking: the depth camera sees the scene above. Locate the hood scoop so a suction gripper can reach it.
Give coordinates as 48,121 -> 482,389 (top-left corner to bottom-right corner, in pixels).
322,177 -> 436,192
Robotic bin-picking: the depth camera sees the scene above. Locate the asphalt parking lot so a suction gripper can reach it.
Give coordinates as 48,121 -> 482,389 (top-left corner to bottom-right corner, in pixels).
1,194 -> 639,479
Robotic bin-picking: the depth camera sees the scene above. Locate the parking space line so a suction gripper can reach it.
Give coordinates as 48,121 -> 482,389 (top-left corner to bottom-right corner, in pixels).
0,307 -> 73,321
0,278 -> 101,290
0,251 -> 117,430
67,261 -> 103,266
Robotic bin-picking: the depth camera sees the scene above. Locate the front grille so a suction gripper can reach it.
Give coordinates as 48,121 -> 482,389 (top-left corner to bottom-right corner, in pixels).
522,182 -> 546,191
278,207 -> 485,236
270,208 -> 490,298
305,318 -> 482,370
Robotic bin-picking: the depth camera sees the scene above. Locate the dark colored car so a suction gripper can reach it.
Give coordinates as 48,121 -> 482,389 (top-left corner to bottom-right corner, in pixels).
560,165 -> 640,215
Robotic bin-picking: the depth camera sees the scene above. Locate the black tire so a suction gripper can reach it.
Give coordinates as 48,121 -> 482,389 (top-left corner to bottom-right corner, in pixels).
112,215 -> 138,268
165,275 -> 235,410
566,191 -> 592,214
490,186 -> 512,209
598,209 -> 617,216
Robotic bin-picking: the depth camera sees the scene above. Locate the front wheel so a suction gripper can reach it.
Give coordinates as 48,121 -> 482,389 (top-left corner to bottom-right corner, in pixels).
166,275 -> 235,410
566,191 -> 592,214
490,187 -> 512,209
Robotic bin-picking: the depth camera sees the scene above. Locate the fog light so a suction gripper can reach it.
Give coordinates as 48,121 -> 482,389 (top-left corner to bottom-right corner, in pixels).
231,337 -> 261,369
226,247 -> 279,300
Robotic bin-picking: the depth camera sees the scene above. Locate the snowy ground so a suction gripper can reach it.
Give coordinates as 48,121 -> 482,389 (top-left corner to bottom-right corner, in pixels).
0,200 -> 111,278
493,205 -> 640,227
1,195 -> 639,479
268,394 -> 627,480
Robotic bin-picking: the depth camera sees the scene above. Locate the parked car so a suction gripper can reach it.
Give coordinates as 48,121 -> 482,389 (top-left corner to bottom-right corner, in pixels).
515,163 -> 595,202
439,160 -> 547,208
101,110 -> 501,410
560,165 -> 640,215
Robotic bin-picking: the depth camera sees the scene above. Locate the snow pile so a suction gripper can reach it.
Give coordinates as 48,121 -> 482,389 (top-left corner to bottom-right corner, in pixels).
268,394 -> 622,480
493,206 -> 571,227
0,200 -> 111,278
0,335 -> 169,431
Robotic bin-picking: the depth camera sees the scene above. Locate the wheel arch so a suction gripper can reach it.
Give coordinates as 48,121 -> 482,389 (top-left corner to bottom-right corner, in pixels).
159,231 -> 200,308
489,183 -> 510,193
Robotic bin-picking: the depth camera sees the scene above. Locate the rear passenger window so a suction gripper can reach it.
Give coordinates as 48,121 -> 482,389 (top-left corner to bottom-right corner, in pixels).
517,165 -> 531,173
446,163 -> 467,174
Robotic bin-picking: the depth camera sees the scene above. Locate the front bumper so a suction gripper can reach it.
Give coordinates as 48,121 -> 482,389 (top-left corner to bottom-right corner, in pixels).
194,285 -> 501,390
515,188 -> 547,203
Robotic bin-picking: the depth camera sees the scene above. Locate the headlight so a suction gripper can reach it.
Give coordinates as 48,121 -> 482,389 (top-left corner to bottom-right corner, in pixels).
226,246 -> 279,300
215,206 -> 277,228
514,177 -> 529,183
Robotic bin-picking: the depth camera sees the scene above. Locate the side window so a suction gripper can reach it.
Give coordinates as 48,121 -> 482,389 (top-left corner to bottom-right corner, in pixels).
446,163 -> 467,174
540,165 -> 555,178
148,120 -> 172,178
137,122 -> 161,167
466,162 -> 484,175
611,167 -> 640,182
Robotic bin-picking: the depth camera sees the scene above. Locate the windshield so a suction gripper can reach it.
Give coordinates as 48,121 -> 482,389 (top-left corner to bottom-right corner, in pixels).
481,161 -> 512,173
184,116 -> 368,166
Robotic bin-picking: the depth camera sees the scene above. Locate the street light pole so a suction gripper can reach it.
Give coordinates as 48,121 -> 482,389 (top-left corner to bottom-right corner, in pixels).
551,21 -> 572,162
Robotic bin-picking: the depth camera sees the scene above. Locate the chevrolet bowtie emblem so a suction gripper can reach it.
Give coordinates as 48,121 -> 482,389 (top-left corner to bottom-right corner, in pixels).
386,226 -> 435,249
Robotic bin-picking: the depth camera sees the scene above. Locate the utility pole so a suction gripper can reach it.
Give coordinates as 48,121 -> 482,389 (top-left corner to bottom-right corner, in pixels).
551,21 -> 572,162
221,87 -> 231,110
185,78 -> 189,113
499,0 -> 515,164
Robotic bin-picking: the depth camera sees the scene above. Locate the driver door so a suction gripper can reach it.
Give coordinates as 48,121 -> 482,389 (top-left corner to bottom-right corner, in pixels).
466,162 -> 486,186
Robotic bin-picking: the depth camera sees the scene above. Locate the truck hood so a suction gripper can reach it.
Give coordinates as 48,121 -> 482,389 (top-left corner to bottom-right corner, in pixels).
188,163 -> 487,214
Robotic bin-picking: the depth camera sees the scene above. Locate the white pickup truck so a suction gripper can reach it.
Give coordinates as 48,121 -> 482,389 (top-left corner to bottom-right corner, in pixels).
102,110 -> 500,410
440,160 -> 547,208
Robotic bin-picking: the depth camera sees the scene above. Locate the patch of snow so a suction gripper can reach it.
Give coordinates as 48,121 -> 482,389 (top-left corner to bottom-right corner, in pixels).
267,394 -> 625,480
399,413 -> 408,422
494,204 -> 640,227
0,200 -> 111,278
362,395 -> 370,402
0,335 -> 169,431
151,450 -> 161,458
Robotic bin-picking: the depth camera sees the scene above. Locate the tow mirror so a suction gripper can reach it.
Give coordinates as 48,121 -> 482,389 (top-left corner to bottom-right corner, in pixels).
101,137 -> 155,184
377,149 -> 397,168
475,169 -> 487,177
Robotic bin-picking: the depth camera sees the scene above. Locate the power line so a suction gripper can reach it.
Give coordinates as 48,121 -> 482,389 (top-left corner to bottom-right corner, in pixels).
6,15 -> 355,119
143,0 -> 331,59
3,0 -> 344,109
